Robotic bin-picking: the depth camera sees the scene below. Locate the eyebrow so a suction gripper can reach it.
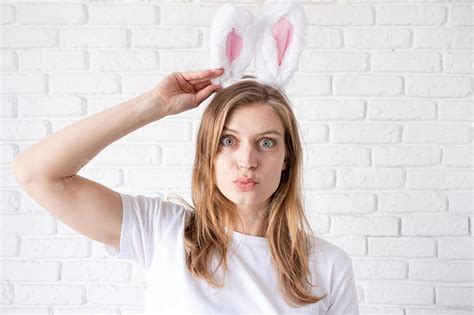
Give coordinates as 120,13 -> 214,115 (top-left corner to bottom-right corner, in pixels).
223,127 -> 283,137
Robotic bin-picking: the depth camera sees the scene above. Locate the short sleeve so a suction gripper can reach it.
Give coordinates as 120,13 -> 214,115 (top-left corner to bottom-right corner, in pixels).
103,192 -> 185,270
326,252 -> 359,315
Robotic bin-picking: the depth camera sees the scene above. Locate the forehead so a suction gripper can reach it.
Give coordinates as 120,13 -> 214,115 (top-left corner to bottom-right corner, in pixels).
224,104 -> 285,134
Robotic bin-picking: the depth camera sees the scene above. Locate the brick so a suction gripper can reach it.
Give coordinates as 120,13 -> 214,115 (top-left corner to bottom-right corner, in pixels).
444,52 -> 474,73
88,4 -> 156,25
332,215 -> 399,235
89,50 -> 158,72
317,235 -> 366,256
449,5 -> 474,26
0,236 -> 19,256
121,119 -> 191,141
300,169 -> 334,189
377,5 -> 446,25
21,237 -> 89,258
368,99 -> 436,120
353,258 -> 407,279
0,97 -> 15,117
305,192 -> 375,214
16,284 -> 83,305
18,50 -> 85,71
372,51 -> 441,72
369,237 -> 436,257
60,28 -> 127,49
414,28 -> 474,49
0,5 -> 14,25
161,145 -> 195,166
0,190 -> 19,213
129,167 -> 192,189
132,28 -> 200,48
305,27 -> 342,48
0,50 -> 15,71
362,307 -> 404,315
373,146 -> 441,166
287,74 -> 331,96
92,144 -> 161,166
406,76 -> 471,97
443,146 -> 473,167
306,5 -> 374,25
0,144 -> 16,164
333,123 -> 401,143
17,3 -> 85,24
308,213 -> 330,235
378,192 -> 446,213
17,95 -> 84,117
296,99 -> 365,120
365,282 -> 433,304
0,214 -> 54,234
438,238 -> 474,259
0,120 -> 49,141
0,261 -> 59,281
62,260 -> 130,282
438,100 -> 474,121
160,5 -> 218,26
87,284 -> 146,305
0,73 -> 47,94
407,169 -> 473,190
448,192 -> 473,213
298,122 -> 328,143
50,73 -> 119,94
159,50 -> 209,72
403,123 -> 471,144
406,308 -> 473,315
304,145 -> 370,167
436,286 -> 473,307
345,29 -> 411,49
334,75 -> 403,96
409,260 -> 473,281
0,282 -> 14,305
121,73 -> 166,95
300,51 -> 368,72
401,214 -> 468,236
0,27 -> 57,48
338,167 -> 404,189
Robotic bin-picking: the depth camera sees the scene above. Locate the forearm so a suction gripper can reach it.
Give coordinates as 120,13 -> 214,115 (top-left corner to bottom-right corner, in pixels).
12,89 -> 168,182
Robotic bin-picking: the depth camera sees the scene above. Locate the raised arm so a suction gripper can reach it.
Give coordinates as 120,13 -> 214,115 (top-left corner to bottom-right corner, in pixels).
10,69 -> 224,247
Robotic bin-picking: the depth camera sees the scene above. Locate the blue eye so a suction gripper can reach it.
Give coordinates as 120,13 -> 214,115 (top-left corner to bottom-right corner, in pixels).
219,134 -> 275,149
259,138 -> 274,148
220,135 -> 234,146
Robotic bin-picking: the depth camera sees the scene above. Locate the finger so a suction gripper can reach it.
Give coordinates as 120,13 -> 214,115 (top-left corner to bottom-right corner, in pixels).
194,80 -> 212,91
194,84 -> 221,106
184,68 -> 225,84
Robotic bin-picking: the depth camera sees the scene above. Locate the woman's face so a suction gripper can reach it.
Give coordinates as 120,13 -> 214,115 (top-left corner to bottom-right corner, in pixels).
214,103 -> 287,215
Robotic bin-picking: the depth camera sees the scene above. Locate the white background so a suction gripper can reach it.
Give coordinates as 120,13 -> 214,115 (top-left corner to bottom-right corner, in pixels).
1,0 -> 473,314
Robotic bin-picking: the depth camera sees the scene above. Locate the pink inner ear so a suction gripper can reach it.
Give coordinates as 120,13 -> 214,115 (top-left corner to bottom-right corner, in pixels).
226,28 -> 243,64
272,17 -> 294,66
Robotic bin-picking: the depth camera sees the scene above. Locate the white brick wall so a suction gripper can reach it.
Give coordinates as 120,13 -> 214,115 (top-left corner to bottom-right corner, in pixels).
1,1 -> 473,314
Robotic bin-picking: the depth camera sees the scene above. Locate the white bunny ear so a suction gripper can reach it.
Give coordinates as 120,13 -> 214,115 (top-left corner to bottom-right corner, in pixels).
209,4 -> 259,88
254,0 -> 308,89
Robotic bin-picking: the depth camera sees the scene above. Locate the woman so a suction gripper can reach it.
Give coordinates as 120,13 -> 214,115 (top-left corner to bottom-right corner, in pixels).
11,69 -> 359,314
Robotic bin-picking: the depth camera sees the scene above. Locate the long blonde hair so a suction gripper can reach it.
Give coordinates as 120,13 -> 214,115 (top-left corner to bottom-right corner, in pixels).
167,75 -> 327,307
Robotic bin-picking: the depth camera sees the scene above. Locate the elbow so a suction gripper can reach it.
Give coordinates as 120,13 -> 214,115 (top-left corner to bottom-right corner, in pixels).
11,158 -> 32,185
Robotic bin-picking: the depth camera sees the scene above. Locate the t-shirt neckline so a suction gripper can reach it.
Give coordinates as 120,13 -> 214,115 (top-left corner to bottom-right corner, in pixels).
224,226 -> 269,246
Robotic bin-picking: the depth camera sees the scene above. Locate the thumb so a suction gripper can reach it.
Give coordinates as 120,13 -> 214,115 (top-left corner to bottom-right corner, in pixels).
194,84 -> 221,106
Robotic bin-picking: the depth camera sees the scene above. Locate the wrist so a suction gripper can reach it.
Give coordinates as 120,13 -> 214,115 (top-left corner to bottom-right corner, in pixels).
135,90 -> 169,124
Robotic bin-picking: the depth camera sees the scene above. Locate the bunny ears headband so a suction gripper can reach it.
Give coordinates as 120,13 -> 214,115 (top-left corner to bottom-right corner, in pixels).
209,0 -> 308,91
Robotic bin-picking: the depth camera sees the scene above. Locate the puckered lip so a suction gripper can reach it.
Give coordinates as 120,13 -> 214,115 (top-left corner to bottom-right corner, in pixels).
234,177 -> 258,184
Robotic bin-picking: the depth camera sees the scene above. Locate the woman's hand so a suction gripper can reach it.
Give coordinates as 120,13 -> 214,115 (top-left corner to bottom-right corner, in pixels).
149,68 -> 225,118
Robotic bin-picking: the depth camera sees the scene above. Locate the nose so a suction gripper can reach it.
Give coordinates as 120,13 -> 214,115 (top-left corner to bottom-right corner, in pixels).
236,142 -> 258,170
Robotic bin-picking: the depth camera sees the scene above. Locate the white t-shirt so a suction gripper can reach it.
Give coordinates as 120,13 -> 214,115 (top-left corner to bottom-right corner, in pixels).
104,193 -> 359,314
